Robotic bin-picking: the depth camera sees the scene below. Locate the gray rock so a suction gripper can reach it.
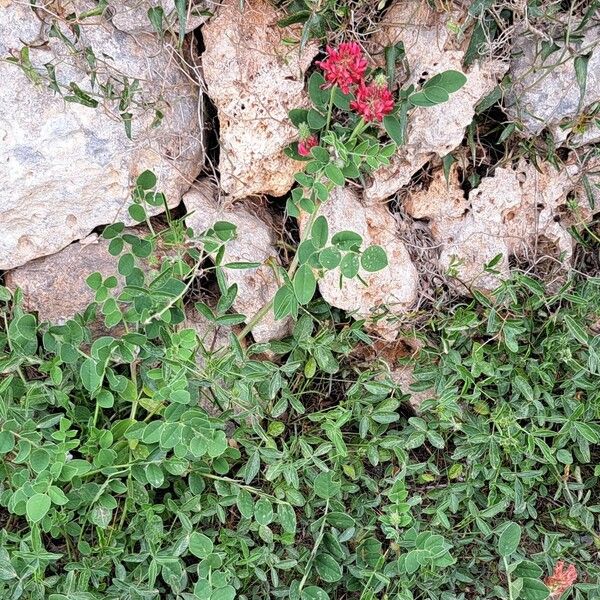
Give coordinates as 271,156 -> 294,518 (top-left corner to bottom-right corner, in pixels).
299,187 -> 419,340
184,180 -> 291,343
505,24 -> 600,137
201,0 -> 318,199
405,160 -> 589,291
0,0 -> 203,270
107,0 -> 209,35
5,233 -> 126,324
366,0 -> 507,201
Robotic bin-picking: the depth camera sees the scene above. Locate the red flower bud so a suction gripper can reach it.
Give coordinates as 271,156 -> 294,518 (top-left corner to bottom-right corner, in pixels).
298,134 -> 318,157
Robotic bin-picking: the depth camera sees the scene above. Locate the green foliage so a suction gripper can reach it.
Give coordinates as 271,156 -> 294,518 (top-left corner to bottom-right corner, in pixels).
1,203 -> 599,599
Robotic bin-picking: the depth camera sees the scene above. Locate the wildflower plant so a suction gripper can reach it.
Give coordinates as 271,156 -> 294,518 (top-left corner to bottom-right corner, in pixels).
269,42 -> 467,323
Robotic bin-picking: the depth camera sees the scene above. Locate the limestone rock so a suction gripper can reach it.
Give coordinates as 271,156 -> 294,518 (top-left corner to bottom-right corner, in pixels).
405,161 -> 586,290
5,234 -> 125,324
108,0 -> 209,35
184,180 -> 291,342
365,0 -> 507,201
201,0 -> 317,199
0,0 -> 203,270
390,366 -> 432,412
505,25 -> 600,138
300,187 -> 419,338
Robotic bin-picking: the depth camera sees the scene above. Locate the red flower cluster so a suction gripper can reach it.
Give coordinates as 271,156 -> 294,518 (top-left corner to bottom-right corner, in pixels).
350,76 -> 395,122
316,42 -> 367,95
544,561 -> 577,598
298,134 -> 318,157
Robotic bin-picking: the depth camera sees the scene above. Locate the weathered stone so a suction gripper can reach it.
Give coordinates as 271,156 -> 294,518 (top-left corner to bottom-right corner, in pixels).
201,0 -> 317,199
390,366 -> 432,412
299,187 -> 419,339
108,0 -> 209,35
0,0 -> 203,270
505,25 -> 600,138
365,0 -> 507,201
5,233 -> 126,323
405,160 -> 587,290
184,180 -> 291,342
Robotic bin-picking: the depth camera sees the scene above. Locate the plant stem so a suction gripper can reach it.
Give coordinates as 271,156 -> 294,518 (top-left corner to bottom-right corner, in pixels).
348,117 -> 366,143
504,557 -> 514,600
325,84 -> 336,131
298,499 -> 329,593
236,205 -> 321,341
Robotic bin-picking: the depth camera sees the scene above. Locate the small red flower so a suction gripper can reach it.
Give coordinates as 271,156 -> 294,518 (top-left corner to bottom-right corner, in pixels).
316,42 -> 368,94
298,134 -> 318,157
349,75 -> 395,122
544,561 -> 577,598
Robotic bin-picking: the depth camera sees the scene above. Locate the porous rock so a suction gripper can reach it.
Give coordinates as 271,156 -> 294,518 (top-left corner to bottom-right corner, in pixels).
184,180 -> 291,343
405,160 -> 588,291
299,187 -> 419,338
201,0 -> 318,199
365,0 -> 507,201
0,0 -> 203,270
108,0 -> 209,35
4,232 -> 141,324
505,24 -> 600,139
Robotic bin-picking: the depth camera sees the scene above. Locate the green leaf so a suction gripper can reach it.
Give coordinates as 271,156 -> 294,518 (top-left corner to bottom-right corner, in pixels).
147,6 -> 164,33
301,586 -> 330,600
311,216 -> 329,248
383,115 -> 403,145
86,272 -> 103,290
293,264 -> 317,306
314,471 -> 341,499
189,532 -> 214,559
26,493 -> 51,523
237,489 -> 254,519
361,245 -> 388,272
80,358 -> 102,393
254,498 -> 273,526
307,109 -> 327,129
136,170 -> 157,190
340,253 -> 360,278
277,503 -> 297,534
308,72 -> 327,108
0,431 -> 15,454
520,578 -> 550,600
324,164 -> 345,186
213,221 -> 237,241
331,231 -> 362,251
30,449 -> 50,473
498,522 -> 521,557
409,91 -> 436,107
211,586 -> 236,600
564,314 -> 589,345
315,553 -> 342,582
319,247 -> 341,270
426,69 -> 467,93
128,204 -> 147,222
424,85 -> 450,104
289,108 -> 309,127
145,463 -> 164,488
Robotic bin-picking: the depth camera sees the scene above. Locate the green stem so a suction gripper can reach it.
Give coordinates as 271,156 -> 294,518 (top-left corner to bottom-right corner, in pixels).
504,557 -> 514,600
298,499 -> 329,593
236,205 -> 322,341
348,117 -> 366,144
325,84 -> 336,131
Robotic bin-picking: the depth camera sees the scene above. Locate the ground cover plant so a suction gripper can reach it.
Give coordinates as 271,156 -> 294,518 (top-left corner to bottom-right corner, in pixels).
1,0 -> 600,599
